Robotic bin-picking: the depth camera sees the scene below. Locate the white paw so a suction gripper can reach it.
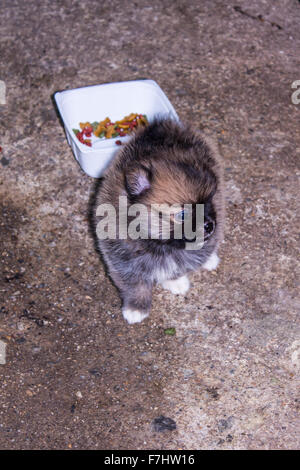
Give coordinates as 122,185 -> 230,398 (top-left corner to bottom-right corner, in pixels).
161,275 -> 190,295
122,308 -> 149,324
202,252 -> 220,271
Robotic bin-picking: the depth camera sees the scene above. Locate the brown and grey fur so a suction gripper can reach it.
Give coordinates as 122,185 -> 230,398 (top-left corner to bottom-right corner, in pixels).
94,118 -> 224,323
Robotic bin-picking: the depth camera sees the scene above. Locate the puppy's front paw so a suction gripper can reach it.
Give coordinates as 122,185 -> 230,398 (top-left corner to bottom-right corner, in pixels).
122,308 -> 149,324
161,275 -> 190,295
202,252 -> 220,271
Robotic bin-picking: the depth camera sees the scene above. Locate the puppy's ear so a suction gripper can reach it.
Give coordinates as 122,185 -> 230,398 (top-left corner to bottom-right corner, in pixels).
125,165 -> 152,196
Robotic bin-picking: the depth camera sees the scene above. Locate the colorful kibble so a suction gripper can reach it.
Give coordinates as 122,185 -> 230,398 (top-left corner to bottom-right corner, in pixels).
164,328 -> 176,336
73,113 -> 148,147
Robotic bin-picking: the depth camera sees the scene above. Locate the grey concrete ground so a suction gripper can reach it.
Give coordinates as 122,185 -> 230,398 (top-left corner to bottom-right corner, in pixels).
0,0 -> 299,450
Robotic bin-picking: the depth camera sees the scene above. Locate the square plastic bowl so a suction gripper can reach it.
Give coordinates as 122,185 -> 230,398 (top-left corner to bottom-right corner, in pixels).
54,79 -> 179,178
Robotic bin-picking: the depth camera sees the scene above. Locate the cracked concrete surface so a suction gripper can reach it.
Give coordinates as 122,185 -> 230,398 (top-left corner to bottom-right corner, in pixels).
0,0 -> 299,450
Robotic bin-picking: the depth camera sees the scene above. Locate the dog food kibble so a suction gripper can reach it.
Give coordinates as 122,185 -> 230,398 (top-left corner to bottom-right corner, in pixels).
73,113 -> 148,147
164,328 -> 176,336
72,127 -> 92,147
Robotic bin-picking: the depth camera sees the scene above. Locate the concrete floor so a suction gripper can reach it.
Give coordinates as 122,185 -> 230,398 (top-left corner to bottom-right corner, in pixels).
0,0 -> 299,450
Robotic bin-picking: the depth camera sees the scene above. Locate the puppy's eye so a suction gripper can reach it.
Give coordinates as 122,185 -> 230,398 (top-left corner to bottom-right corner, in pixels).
204,220 -> 215,239
174,209 -> 189,223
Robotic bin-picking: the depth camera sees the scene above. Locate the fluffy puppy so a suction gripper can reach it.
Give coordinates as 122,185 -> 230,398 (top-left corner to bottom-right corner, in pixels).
94,118 -> 224,324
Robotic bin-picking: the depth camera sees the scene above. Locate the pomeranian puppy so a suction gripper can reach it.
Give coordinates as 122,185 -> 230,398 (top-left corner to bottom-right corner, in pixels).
94,118 -> 224,324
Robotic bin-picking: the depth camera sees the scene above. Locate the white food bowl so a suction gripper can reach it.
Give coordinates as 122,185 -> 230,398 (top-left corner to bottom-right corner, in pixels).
54,79 -> 179,178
